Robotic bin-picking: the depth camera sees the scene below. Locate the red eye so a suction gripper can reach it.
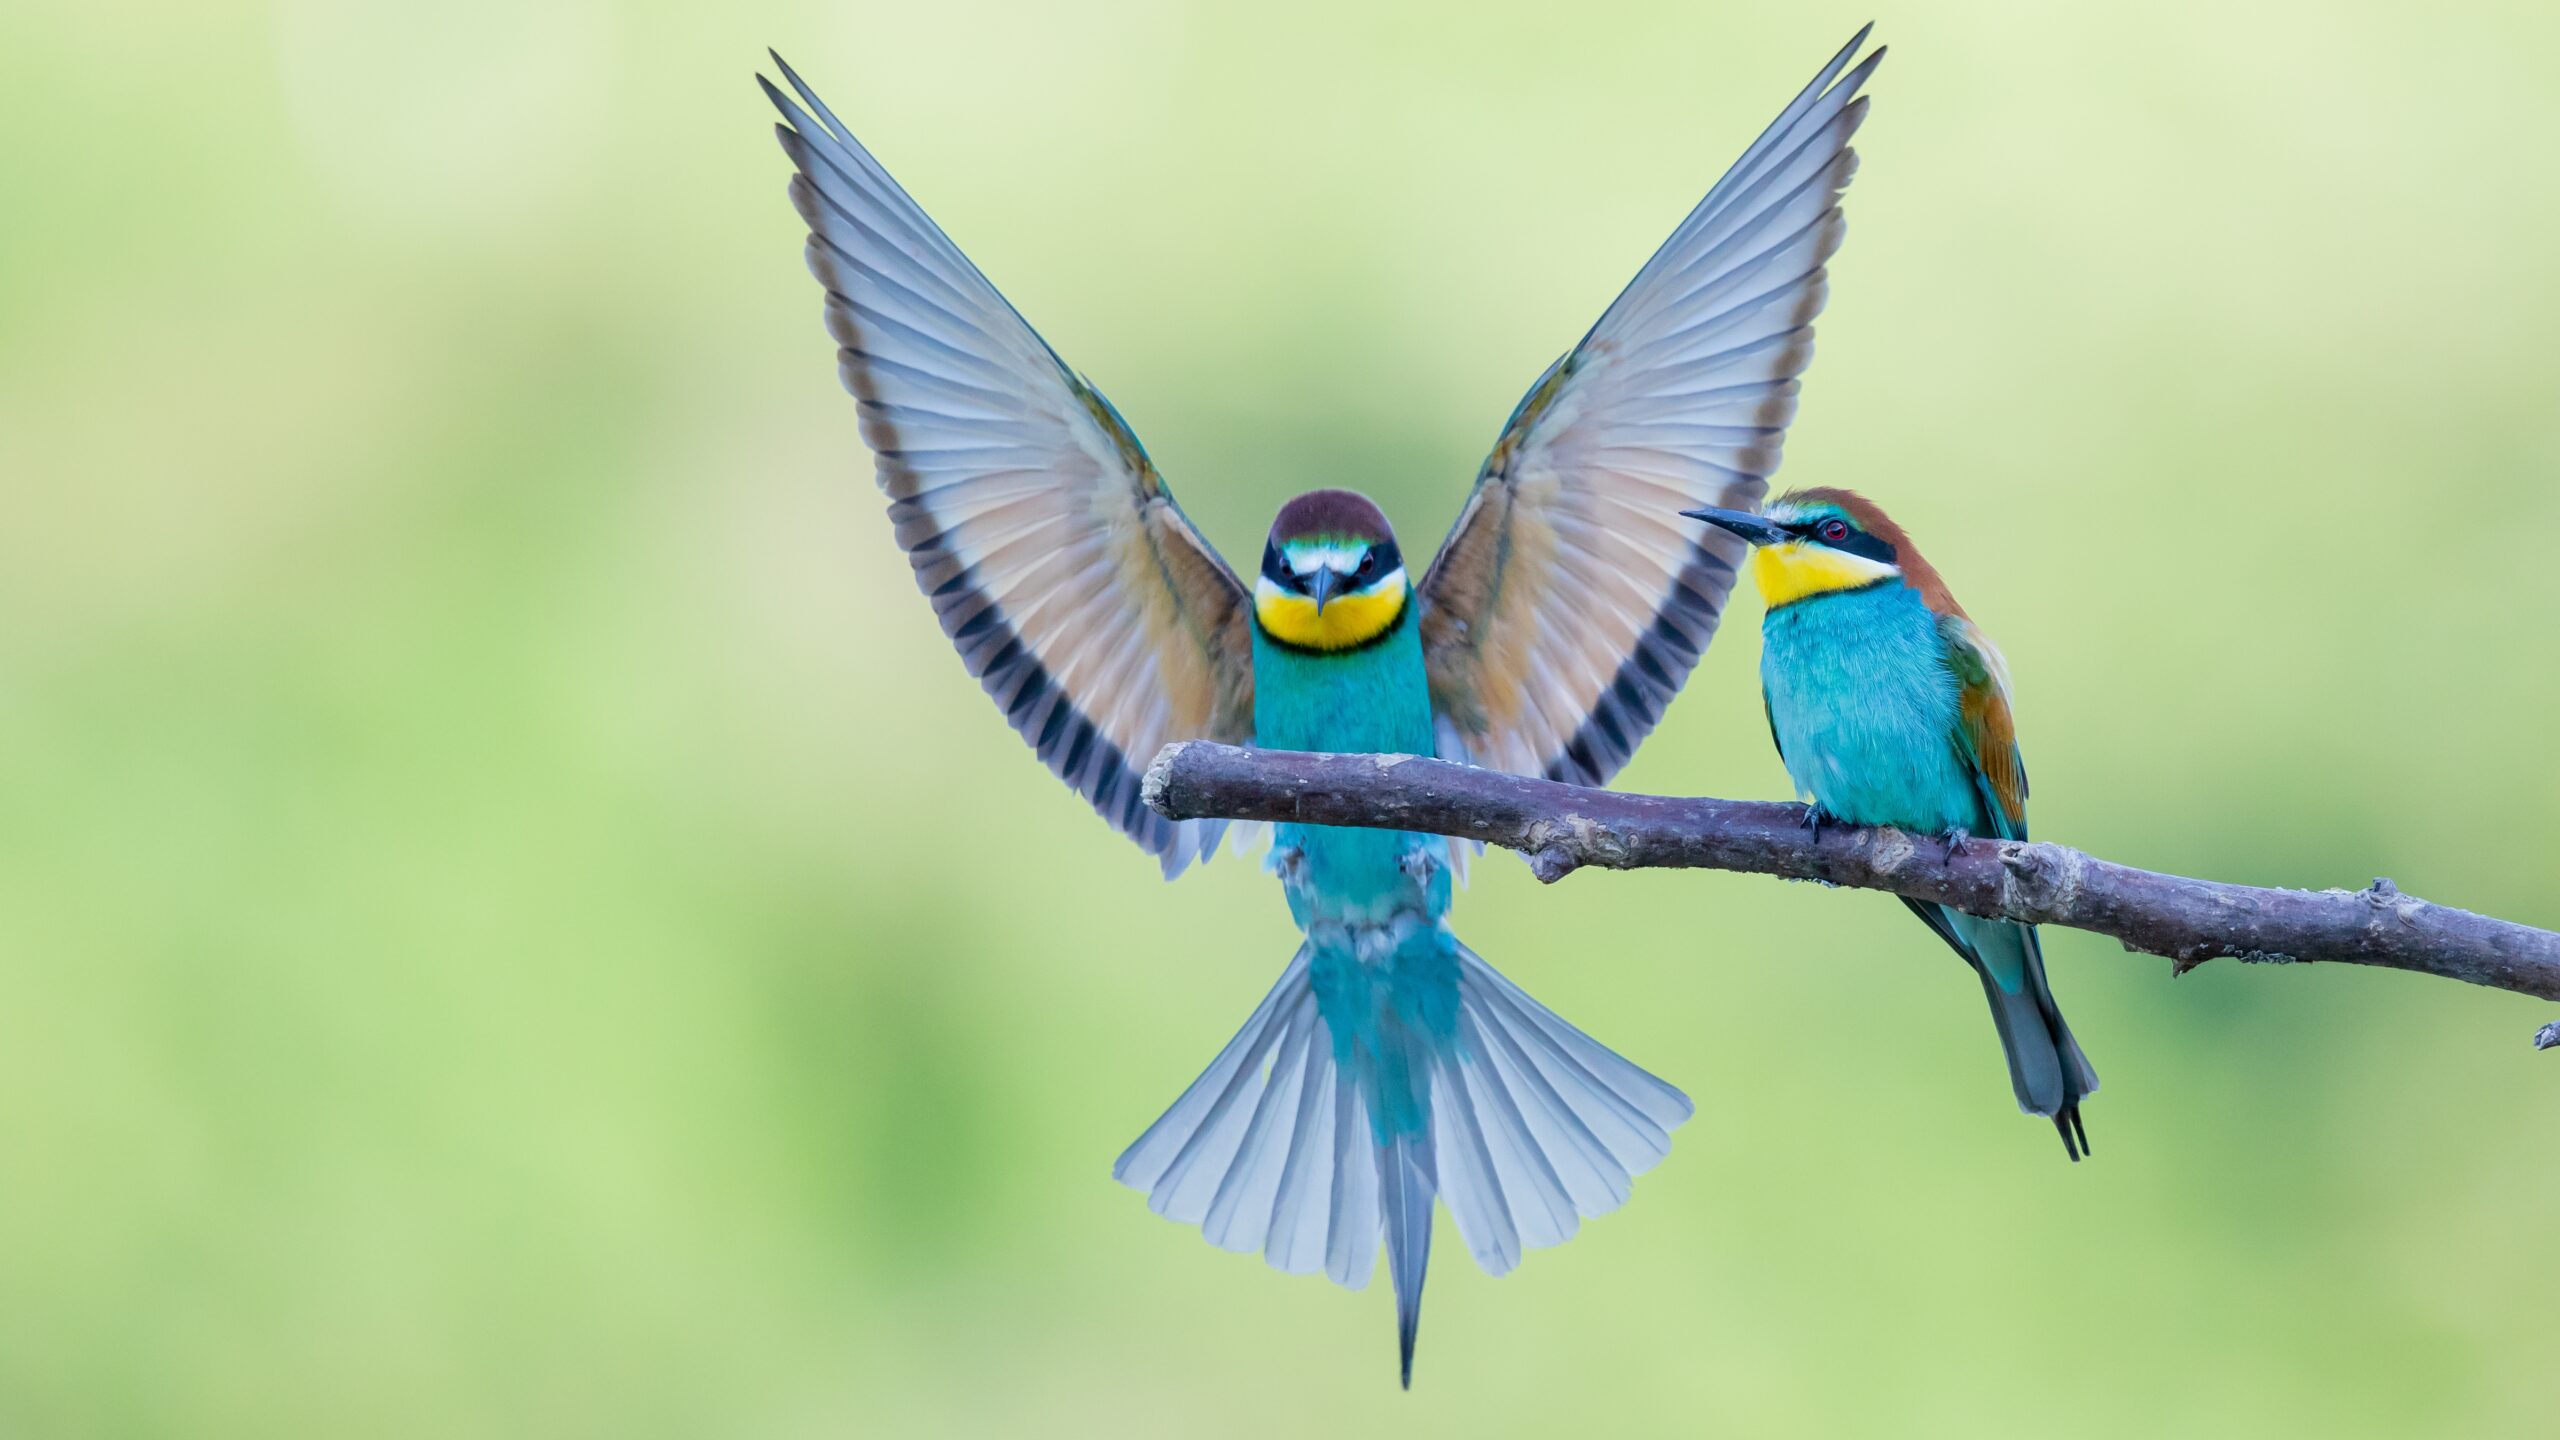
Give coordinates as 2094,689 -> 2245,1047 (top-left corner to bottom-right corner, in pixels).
1817,518 -> 1851,544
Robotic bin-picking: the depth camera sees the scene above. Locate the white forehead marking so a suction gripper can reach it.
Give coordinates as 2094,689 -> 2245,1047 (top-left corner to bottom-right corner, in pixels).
1260,567 -> 1408,611
1283,540 -> 1370,575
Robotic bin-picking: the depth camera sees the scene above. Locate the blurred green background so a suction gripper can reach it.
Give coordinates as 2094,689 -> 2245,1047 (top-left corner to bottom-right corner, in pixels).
5,1 -> 2558,1434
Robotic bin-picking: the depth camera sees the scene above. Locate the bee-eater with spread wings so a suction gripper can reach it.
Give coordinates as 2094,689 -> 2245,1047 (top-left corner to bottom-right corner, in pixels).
764,27 -> 1881,1385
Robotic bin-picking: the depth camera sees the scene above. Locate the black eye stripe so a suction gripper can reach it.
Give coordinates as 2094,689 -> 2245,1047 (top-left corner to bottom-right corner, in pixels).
1260,538 -> 1403,590
1259,541 -> 1307,591
1840,531 -> 1896,564
1788,517 -> 1898,566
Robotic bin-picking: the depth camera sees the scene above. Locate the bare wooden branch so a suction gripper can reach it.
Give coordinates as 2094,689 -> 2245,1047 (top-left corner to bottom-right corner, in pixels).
1143,742 -> 2560,1018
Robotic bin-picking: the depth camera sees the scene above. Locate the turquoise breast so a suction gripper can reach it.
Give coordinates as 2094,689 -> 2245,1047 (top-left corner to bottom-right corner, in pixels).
1250,609 -> 1441,917
1760,581 -> 1978,835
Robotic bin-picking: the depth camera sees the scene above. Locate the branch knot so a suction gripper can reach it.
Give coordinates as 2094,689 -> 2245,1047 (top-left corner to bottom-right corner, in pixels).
1997,842 -> 2085,924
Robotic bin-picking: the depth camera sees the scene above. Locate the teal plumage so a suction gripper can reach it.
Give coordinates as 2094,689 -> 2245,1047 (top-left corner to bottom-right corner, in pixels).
764,28 -> 1882,1383
1250,607 -> 1440,912
1686,489 -> 2097,1159
1760,581 -> 1973,834
1119,491 -> 1689,1387
1247,539 -> 1450,1371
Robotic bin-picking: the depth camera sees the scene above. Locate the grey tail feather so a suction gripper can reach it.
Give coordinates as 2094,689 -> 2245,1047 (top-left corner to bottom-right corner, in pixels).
1380,1132 -> 1434,1389
2015,924 -> 2098,1161
2057,1104 -> 2091,1162
1931,908 -> 2098,1162
1113,937 -> 1688,1385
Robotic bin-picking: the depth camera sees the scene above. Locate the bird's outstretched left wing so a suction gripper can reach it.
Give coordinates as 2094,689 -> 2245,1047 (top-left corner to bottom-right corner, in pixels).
765,57 -> 1256,875
1941,614 -> 2029,842
1418,29 -> 1880,784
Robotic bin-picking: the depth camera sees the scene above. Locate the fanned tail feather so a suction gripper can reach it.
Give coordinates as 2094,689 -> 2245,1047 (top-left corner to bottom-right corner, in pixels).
1380,1133 -> 1433,1388
1114,938 -> 1690,1384
1431,945 -> 1693,1274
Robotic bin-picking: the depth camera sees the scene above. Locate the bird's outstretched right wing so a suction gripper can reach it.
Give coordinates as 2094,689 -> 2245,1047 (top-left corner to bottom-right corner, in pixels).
1419,28 -> 1879,785
765,56 -> 1256,875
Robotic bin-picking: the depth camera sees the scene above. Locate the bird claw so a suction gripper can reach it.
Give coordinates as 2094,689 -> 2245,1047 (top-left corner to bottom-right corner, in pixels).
1937,826 -> 1973,865
1799,803 -> 1827,842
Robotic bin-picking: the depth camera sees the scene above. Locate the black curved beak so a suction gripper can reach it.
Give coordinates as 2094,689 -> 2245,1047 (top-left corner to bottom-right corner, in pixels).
1680,505 -> 1789,547
1306,567 -> 1343,613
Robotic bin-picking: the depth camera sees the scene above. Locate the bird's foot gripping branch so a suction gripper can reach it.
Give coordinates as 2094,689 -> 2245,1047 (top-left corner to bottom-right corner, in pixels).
1141,742 -> 2560,1032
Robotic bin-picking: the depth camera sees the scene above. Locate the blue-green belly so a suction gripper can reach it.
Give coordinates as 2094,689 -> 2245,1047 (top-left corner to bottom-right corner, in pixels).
1250,620 -> 1445,918
1250,614 -> 1455,1139
1760,582 -> 1981,836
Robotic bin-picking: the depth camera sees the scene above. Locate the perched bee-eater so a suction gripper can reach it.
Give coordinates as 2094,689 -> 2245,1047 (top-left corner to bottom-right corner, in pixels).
765,27 -> 1880,1383
1681,490 -> 2097,1159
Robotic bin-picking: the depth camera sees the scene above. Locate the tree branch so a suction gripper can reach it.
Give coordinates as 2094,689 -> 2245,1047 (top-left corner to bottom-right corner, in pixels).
1142,742 -> 2560,1025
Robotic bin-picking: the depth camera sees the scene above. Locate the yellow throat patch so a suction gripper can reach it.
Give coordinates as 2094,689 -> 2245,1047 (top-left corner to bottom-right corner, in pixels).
1255,574 -> 1408,650
1750,541 -> 1899,609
